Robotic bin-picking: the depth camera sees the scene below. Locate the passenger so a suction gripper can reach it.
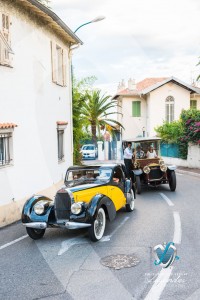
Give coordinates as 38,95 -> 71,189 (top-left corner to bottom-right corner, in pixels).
146,145 -> 157,158
135,145 -> 145,159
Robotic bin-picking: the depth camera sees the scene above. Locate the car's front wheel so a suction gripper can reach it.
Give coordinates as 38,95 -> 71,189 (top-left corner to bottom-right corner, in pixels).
26,227 -> 46,240
88,207 -> 106,241
126,188 -> 135,212
169,170 -> 176,191
135,176 -> 141,194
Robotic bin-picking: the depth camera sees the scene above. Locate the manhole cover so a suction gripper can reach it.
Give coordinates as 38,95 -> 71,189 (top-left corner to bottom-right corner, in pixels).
100,254 -> 140,270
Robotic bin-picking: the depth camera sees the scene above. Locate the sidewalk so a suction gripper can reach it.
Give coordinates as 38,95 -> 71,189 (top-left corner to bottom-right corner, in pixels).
176,166 -> 200,178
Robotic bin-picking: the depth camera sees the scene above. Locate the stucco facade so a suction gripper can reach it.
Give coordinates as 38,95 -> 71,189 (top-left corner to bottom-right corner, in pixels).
0,0 -> 81,227
113,77 -> 200,140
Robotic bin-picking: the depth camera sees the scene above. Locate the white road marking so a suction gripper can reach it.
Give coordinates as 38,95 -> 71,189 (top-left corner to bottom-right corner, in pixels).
58,235 -> 88,256
173,211 -> 182,244
144,210 -> 182,300
100,216 -> 130,242
0,235 -> 28,250
159,193 -> 174,206
58,216 -> 130,255
144,267 -> 173,300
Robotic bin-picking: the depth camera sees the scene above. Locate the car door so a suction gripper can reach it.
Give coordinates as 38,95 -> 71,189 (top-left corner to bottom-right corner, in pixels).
109,166 -> 126,210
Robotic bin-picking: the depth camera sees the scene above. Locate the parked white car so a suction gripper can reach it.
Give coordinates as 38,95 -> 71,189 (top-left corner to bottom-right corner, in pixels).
80,144 -> 98,159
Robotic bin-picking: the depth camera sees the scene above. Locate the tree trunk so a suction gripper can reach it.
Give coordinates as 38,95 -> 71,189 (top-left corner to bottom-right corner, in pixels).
91,123 -> 97,145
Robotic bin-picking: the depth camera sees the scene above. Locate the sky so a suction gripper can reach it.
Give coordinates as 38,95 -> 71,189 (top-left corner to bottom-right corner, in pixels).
51,0 -> 200,95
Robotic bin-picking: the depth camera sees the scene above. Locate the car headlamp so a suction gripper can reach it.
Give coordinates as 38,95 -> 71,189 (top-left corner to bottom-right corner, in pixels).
71,202 -> 82,215
160,164 -> 167,172
159,159 -> 165,166
134,161 -> 140,168
34,201 -> 49,215
143,165 -> 150,174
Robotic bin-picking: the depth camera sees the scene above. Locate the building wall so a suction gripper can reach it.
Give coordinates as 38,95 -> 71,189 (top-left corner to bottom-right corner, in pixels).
120,96 -> 147,140
0,1 -> 73,226
147,82 -> 190,136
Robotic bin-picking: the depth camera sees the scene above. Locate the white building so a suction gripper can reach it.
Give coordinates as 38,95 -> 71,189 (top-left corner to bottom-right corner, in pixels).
0,0 -> 82,227
113,77 -> 200,140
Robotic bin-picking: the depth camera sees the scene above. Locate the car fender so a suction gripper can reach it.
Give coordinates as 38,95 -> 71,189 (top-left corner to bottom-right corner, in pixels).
21,195 -> 54,223
167,165 -> 177,171
87,194 -> 116,222
133,169 -> 143,176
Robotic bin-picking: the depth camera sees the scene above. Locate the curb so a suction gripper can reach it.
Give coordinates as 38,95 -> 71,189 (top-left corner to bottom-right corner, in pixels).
176,169 -> 200,178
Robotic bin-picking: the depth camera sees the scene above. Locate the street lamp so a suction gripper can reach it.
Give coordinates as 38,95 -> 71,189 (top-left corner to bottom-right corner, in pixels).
74,16 -> 105,33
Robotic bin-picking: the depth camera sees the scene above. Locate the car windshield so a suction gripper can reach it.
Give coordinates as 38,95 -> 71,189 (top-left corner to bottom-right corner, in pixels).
82,145 -> 94,150
65,167 -> 112,185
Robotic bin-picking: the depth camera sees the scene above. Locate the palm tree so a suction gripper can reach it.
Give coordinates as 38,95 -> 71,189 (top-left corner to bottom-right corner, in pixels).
81,90 -> 123,144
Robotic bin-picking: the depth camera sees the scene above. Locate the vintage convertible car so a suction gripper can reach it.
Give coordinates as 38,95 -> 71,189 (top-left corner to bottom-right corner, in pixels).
22,164 -> 135,241
123,137 -> 177,194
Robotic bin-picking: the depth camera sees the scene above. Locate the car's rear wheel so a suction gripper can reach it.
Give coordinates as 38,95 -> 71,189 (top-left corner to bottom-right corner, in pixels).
136,176 -> 141,194
88,207 -> 106,241
26,227 -> 46,240
169,171 -> 176,191
126,189 -> 135,212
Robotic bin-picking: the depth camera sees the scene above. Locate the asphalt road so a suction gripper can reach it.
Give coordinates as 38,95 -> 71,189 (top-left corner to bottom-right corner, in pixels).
1,171 -> 200,300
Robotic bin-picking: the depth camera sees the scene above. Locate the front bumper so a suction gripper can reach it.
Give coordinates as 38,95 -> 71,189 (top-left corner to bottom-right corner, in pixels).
23,221 -> 91,230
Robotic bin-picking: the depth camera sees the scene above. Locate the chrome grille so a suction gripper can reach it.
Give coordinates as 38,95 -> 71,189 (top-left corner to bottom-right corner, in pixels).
149,168 -> 163,180
54,191 -> 71,220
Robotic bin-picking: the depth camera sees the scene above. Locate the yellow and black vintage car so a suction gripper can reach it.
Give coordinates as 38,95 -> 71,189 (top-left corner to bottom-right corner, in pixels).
22,164 -> 135,241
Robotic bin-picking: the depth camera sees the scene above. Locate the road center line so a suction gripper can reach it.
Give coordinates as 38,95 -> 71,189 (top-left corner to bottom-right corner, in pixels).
145,210 -> 181,299
159,193 -> 174,206
0,234 -> 28,250
173,211 -> 182,244
144,267 -> 174,300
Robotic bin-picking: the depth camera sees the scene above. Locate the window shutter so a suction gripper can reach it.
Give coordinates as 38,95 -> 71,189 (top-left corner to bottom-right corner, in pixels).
62,49 -> 67,87
51,41 -> 57,83
132,101 -> 141,117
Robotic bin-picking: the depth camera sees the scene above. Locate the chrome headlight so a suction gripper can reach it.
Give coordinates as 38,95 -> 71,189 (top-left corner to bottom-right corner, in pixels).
159,159 -> 165,166
71,202 -> 82,215
34,201 -> 49,215
160,164 -> 167,172
134,161 -> 140,168
143,165 -> 150,174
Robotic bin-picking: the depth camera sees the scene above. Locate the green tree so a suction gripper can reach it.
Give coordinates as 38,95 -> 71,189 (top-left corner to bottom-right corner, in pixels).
72,76 -> 97,164
155,120 -> 184,143
80,89 -> 124,144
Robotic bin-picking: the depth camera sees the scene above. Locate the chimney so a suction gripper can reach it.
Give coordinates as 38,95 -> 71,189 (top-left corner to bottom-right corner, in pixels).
128,78 -> 136,90
117,79 -> 126,92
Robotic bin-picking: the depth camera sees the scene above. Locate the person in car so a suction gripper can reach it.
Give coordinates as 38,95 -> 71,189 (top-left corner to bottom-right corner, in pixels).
146,145 -> 157,158
135,145 -> 145,159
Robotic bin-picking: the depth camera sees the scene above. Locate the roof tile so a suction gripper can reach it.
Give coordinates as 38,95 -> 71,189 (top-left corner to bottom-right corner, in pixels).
0,123 -> 18,129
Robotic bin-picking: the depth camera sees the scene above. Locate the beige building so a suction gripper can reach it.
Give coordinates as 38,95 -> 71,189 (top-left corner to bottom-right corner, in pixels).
113,77 -> 200,140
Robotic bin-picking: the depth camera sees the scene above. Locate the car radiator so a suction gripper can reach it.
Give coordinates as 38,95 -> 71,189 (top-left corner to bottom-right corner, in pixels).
54,192 -> 71,221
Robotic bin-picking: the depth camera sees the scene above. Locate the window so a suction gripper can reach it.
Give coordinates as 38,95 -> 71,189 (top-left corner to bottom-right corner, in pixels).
165,96 -> 174,123
51,41 -> 67,86
0,131 -> 13,167
57,129 -> 64,161
132,101 -> 141,117
57,121 -> 68,162
190,100 -> 197,109
0,12 -> 12,66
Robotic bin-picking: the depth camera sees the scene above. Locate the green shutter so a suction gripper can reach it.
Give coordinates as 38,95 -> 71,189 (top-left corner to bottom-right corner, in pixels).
132,101 -> 141,117
190,100 -> 197,109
